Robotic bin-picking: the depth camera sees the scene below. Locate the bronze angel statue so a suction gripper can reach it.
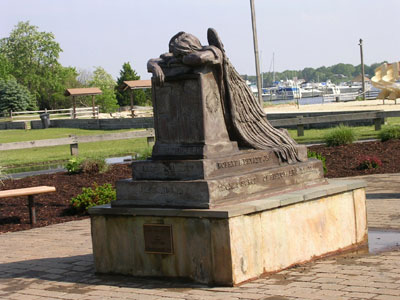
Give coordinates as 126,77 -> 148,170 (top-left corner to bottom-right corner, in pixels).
148,28 -> 304,163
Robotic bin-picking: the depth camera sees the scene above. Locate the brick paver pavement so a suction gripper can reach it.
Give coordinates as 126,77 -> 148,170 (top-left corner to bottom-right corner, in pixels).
1,174 -> 400,300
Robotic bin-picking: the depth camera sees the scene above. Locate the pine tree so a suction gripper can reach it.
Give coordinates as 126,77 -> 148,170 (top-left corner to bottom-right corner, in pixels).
0,79 -> 36,113
115,62 -> 149,106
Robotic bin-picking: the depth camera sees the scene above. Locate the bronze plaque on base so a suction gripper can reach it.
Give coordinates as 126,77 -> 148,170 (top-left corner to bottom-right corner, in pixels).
143,224 -> 174,254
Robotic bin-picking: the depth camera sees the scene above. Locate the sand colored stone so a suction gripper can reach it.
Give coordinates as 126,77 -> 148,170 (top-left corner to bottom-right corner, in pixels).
90,179 -> 367,285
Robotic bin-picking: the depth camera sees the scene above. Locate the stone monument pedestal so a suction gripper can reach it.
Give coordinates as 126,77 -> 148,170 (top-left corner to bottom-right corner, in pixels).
89,179 -> 367,286
89,30 -> 368,286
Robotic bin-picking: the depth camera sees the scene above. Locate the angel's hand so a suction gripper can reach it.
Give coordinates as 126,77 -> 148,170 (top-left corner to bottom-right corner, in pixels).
153,65 -> 165,86
147,59 -> 165,87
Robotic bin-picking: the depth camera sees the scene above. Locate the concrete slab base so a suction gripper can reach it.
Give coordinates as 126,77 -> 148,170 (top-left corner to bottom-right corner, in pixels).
89,179 -> 368,286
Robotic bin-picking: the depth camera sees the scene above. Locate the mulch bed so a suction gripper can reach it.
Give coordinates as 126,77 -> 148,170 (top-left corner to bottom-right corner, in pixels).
1,139 -> 400,234
0,164 -> 131,233
308,139 -> 400,178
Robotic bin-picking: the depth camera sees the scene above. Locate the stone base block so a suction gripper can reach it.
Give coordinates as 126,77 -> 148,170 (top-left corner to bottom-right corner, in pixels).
89,179 -> 368,286
114,159 -> 324,209
132,149 -> 281,180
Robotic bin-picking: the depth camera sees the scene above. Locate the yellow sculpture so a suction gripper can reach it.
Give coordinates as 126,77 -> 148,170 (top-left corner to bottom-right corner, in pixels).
372,62 -> 400,100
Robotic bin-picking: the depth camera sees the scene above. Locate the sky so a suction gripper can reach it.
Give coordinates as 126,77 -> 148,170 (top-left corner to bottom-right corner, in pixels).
1,0 -> 399,80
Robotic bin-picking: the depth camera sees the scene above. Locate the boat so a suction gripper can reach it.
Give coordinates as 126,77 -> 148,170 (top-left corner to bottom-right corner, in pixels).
262,80 -> 301,101
320,80 -> 341,95
300,82 -> 323,98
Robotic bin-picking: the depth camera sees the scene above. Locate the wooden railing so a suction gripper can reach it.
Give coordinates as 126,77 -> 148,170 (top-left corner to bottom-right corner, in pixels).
4,107 -> 99,122
0,129 -> 155,155
1,110 -> 400,149
269,110 -> 400,136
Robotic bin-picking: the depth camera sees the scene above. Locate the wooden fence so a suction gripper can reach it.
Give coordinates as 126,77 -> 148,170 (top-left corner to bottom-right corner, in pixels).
269,110 -> 400,136
3,107 -> 99,122
1,110 -> 400,151
0,129 -> 155,156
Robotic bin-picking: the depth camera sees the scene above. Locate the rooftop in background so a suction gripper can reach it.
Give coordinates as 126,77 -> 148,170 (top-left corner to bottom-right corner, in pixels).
122,80 -> 152,91
64,88 -> 103,96
352,75 -> 371,82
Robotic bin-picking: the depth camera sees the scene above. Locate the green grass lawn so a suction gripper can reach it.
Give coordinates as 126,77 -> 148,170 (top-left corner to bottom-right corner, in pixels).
0,138 -> 150,167
288,124 -> 378,144
0,128 -> 150,168
0,128 -> 136,143
1,117 -> 400,168
288,117 -> 400,144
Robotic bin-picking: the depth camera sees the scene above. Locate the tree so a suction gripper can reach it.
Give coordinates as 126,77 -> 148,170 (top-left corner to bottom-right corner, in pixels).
115,62 -> 150,106
248,62 -> 386,86
89,66 -> 118,113
76,69 -> 93,86
0,53 -> 14,80
302,68 -> 315,82
50,66 -> 80,109
0,21 -> 73,109
0,79 -> 36,113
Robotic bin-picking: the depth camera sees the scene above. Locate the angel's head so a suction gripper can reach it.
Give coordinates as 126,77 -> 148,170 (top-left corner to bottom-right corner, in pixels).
168,32 -> 202,58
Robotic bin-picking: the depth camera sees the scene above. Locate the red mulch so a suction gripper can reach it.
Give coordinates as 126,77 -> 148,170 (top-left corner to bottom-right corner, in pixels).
308,139 -> 400,178
1,139 -> 400,234
0,164 -> 131,233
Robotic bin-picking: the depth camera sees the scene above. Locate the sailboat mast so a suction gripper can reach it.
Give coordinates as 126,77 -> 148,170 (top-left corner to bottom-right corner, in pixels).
272,52 -> 275,83
250,0 -> 263,105
261,51 -> 263,89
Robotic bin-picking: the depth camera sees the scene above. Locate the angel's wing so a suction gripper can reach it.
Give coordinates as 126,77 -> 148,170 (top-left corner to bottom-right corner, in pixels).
207,28 -> 225,53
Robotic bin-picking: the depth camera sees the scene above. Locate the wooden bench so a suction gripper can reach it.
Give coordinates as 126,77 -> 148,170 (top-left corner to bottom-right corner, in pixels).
0,186 -> 56,225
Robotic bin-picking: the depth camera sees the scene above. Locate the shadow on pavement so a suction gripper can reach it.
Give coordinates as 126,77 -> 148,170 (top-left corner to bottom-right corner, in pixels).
0,254 -> 208,291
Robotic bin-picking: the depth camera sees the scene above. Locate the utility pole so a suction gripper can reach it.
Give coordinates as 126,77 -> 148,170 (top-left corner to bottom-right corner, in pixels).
359,38 -> 366,100
261,51 -> 263,89
272,52 -> 275,83
250,0 -> 263,106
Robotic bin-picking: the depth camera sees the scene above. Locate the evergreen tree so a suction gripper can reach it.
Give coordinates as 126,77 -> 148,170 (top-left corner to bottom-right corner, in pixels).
115,62 -> 150,106
0,79 -> 36,113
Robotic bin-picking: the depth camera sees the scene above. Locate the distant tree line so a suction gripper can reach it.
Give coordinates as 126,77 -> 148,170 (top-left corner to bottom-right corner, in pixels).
243,62 -> 385,87
0,21 -> 151,114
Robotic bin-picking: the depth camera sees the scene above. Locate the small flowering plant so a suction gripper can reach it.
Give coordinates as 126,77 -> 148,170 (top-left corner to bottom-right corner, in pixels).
357,155 -> 382,170
0,165 -> 9,186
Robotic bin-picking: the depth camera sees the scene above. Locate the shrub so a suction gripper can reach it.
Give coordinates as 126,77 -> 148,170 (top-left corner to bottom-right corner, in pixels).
70,183 -> 116,213
65,157 -> 82,174
379,125 -> 400,142
357,155 -> 382,170
324,125 -> 357,147
308,151 -> 327,174
80,158 -> 108,174
65,157 -> 108,174
0,165 -> 10,185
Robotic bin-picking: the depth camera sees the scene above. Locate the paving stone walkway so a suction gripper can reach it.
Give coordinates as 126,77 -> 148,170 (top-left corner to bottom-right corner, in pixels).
1,174 -> 400,300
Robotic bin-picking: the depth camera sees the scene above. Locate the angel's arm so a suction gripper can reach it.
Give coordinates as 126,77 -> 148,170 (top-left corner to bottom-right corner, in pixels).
147,58 -> 165,87
182,48 -> 222,66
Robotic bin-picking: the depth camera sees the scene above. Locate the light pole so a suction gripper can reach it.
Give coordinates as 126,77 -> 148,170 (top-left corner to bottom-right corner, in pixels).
359,38 -> 366,100
250,0 -> 263,106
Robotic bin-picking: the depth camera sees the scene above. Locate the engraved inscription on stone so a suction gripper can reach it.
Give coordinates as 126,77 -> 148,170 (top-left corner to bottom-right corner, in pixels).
143,224 -> 174,254
216,154 -> 270,170
218,177 -> 257,192
263,164 -> 314,182
216,163 -> 318,193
